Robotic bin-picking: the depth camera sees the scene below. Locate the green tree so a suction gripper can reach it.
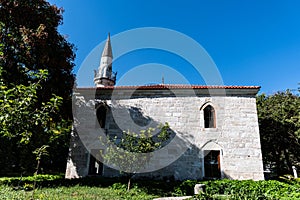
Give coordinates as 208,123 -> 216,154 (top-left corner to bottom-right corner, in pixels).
0,67 -> 68,174
0,68 -> 60,141
101,123 -> 171,191
257,91 -> 300,176
0,0 -> 75,173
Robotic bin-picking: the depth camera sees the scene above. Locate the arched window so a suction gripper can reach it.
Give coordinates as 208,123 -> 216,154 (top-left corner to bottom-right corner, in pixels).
96,105 -> 107,128
203,105 -> 215,128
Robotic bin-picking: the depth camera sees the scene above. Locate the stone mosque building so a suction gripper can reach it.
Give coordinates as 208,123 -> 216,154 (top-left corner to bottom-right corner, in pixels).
65,34 -> 265,180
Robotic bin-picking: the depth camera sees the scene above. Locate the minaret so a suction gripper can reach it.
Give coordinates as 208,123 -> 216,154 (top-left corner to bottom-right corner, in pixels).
94,33 -> 116,87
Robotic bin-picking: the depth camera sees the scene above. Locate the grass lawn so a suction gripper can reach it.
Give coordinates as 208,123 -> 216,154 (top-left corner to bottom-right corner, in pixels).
0,175 -> 180,200
0,185 -> 158,200
2,175 -> 300,199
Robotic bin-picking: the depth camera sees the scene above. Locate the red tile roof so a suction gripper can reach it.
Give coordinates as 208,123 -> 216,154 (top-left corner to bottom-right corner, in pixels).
77,84 -> 260,90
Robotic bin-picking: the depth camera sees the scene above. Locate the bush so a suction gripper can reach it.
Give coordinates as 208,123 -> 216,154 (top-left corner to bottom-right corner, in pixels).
174,180 -> 198,195
0,174 -> 64,186
192,179 -> 300,199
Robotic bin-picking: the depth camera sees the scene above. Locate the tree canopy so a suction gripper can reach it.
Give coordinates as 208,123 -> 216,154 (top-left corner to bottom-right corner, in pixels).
257,90 -> 300,176
101,123 -> 172,190
0,0 -> 75,113
0,0 -> 75,174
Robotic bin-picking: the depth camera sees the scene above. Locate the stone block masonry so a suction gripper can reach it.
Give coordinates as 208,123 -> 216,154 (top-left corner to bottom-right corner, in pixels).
66,86 -> 264,180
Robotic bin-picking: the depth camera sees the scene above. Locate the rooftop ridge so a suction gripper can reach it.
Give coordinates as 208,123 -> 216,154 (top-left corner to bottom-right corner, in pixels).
76,84 -> 261,90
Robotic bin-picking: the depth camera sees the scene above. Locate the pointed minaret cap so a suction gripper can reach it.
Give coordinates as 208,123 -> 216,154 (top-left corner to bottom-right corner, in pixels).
94,33 -> 116,87
101,33 -> 113,58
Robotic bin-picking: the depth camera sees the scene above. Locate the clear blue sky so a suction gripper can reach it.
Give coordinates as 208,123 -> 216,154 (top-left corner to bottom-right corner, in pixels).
48,0 -> 300,94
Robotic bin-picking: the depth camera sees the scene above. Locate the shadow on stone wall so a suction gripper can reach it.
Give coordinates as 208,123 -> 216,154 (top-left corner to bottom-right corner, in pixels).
98,102 -> 184,176
104,103 -> 206,180
68,94 -> 226,181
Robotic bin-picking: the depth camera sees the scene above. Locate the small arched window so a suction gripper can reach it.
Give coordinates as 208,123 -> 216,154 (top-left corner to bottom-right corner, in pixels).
203,105 -> 215,128
96,105 -> 107,128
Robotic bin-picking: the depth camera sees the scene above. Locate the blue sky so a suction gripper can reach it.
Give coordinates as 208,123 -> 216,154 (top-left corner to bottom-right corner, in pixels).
48,0 -> 300,94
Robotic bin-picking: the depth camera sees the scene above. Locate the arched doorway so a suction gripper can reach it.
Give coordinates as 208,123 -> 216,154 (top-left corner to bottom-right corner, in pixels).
201,141 -> 223,179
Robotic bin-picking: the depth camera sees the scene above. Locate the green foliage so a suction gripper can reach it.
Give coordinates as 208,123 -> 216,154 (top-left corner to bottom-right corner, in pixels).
174,180 -> 198,196
188,179 -> 300,200
33,145 -> 50,163
0,0 -> 75,174
0,67 -> 70,174
0,174 -> 64,189
101,123 -> 172,190
0,68 -> 62,143
257,91 -> 300,176
2,177 -> 300,199
102,123 -> 171,173
0,0 -> 75,94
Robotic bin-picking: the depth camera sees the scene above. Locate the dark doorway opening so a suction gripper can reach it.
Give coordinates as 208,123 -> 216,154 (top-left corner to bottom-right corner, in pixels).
204,150 -> 221,179
88,149 -> 103,175
97,105 -> 106,128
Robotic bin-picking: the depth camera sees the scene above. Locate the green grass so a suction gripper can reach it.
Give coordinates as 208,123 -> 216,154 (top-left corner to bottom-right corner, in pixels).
0,175 -> 180,199
0,184 -> 157,200
2,175 -> 300,200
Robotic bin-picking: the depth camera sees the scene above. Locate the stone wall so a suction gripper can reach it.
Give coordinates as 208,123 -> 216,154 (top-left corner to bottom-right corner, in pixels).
66,87 -> 264,180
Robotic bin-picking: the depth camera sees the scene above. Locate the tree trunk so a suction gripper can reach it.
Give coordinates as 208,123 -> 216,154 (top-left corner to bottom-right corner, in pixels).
32,159 -> 40,199
127,176 -> 131,191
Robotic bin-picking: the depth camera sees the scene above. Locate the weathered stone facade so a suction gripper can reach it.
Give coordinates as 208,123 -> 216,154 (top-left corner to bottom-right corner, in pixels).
66,86 -> 264,180
66,34 -> 264,180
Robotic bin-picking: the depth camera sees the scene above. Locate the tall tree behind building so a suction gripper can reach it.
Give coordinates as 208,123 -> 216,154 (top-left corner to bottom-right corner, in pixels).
257,90 -> 300,176
0,0 -> 75,174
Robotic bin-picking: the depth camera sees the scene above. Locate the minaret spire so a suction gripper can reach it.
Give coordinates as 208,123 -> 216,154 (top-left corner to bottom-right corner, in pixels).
101,33 -> 112,58
94,33 -> 116,87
